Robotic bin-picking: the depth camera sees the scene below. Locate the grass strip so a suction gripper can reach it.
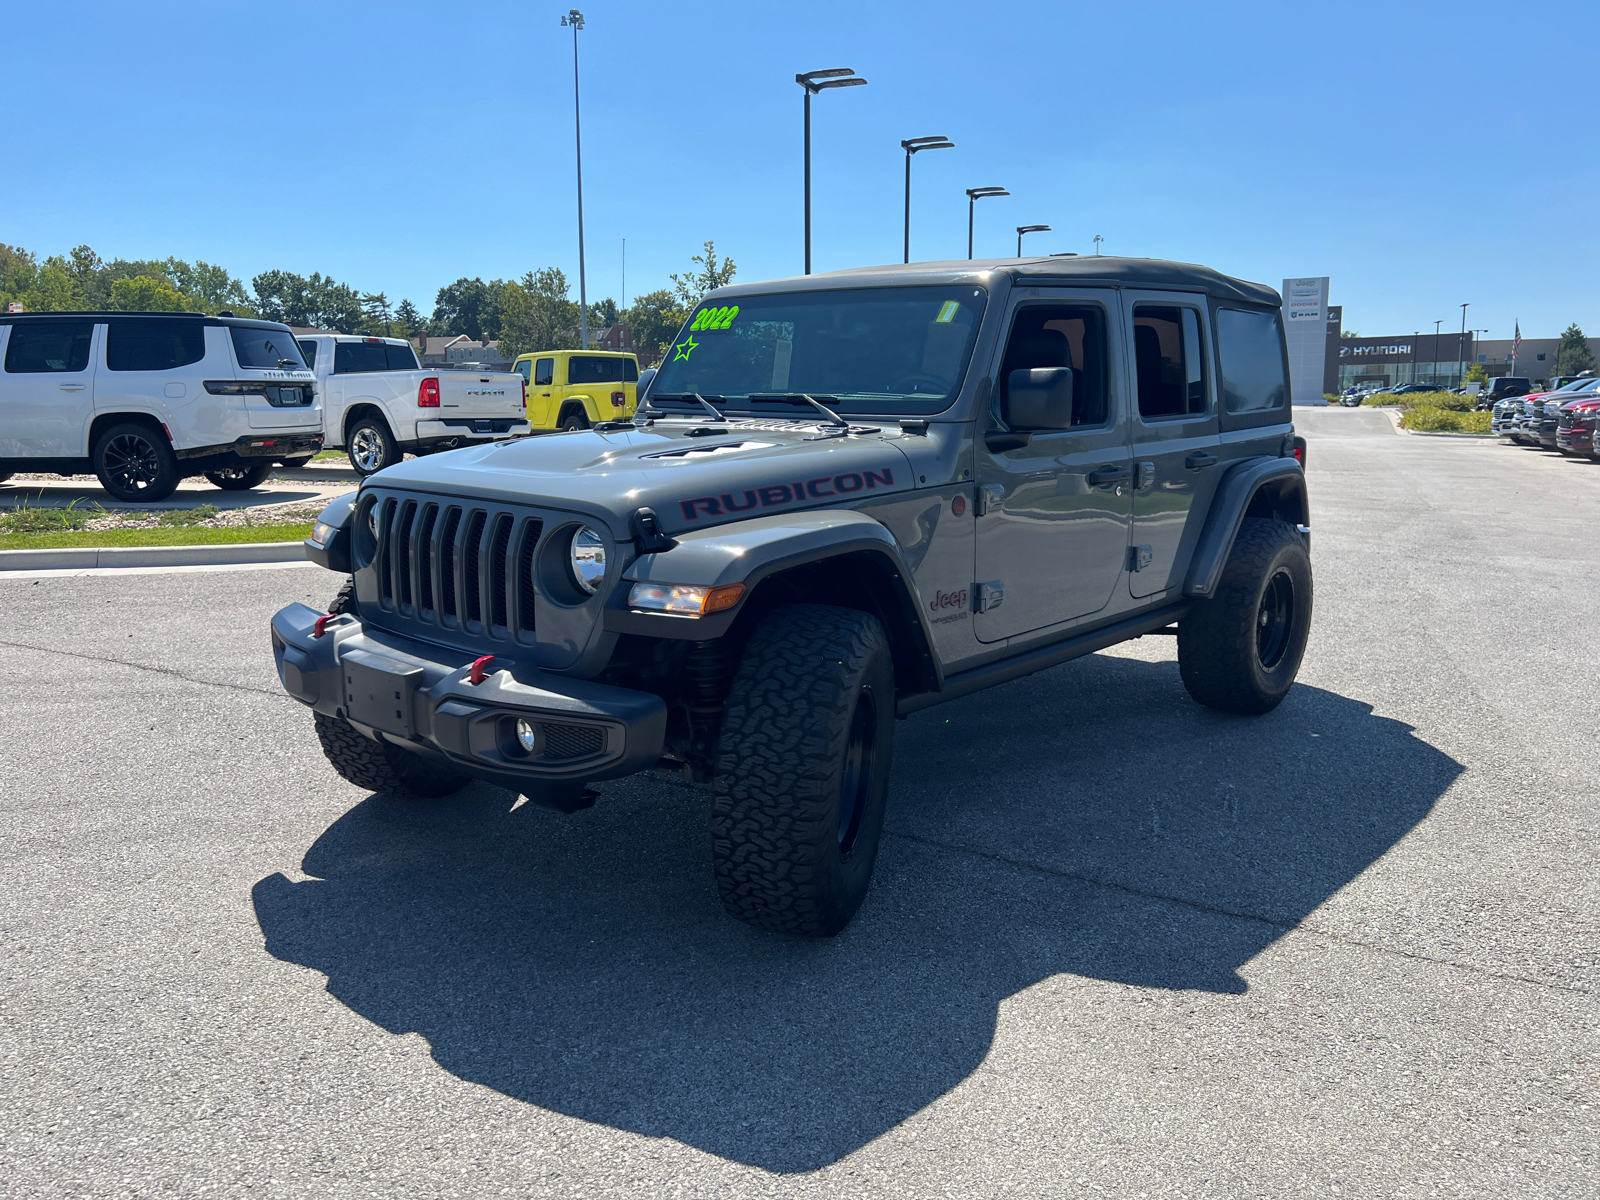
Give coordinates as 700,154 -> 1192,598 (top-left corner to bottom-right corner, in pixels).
0,523 -> 313,551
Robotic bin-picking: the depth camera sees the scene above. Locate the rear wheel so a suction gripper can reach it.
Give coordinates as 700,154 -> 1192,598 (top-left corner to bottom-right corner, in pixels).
346,416 -> 398,476
204,463 -> 272,490
1178,518 -> 1313,715
313,711 -> 470,799
710,604 -> 896,936
93,421 -> 179,503
559,408 -> 590,431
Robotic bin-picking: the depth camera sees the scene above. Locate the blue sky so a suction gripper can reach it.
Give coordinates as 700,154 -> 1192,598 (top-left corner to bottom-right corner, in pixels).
6,0 -> 1596,342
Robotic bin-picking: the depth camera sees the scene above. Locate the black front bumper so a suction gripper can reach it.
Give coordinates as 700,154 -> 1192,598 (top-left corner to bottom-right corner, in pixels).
271,603 -> 666,794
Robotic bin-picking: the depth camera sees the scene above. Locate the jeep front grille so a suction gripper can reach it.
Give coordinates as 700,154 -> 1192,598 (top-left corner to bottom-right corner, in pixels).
360,491 -> 544,646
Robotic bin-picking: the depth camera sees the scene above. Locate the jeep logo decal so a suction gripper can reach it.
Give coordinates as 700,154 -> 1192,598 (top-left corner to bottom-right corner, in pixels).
679,467 -> 896,521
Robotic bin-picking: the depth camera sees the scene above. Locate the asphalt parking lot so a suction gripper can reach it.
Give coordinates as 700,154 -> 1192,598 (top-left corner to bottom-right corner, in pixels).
1,408 -> 1595,1198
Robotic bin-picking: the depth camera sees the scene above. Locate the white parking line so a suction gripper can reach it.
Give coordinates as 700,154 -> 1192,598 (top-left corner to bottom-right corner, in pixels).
0,560 -> 321,581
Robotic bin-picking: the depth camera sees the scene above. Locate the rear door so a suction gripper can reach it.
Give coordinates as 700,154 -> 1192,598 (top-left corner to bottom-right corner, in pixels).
1123,291 -> 1222,598
530,356 -> 556,425
0,318 -> 99,458
973,289 -> 1132,642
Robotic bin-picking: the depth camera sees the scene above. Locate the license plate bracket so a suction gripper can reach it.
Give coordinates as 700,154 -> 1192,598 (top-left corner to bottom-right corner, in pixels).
341,648 -> 424,737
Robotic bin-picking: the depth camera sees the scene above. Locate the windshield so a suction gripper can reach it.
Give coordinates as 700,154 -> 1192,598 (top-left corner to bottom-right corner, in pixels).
230,324 -> 308,370
648,285 -> 988,416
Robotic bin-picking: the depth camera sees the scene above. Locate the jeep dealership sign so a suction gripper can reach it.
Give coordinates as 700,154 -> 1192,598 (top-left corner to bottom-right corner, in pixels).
1282,276 -> 1329,405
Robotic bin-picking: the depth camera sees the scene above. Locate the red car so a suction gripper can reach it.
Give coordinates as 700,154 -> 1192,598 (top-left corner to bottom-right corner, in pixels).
1555,398 -> 1600,458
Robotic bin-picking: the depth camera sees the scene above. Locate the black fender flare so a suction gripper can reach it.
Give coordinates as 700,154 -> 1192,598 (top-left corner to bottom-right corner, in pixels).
1183,457 -> 1309,599
303,490 -> 357,574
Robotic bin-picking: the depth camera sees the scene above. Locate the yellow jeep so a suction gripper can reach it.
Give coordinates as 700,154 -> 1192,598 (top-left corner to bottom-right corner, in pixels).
511,350 -> 640,430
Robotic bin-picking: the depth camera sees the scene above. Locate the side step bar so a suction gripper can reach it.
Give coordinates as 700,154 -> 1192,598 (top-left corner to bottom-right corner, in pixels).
896,600 -> 1190,717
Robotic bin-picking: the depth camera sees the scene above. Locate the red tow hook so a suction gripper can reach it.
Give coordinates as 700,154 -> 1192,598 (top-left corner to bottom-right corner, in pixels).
467,655 -> 495,686
312,612 -> 338,638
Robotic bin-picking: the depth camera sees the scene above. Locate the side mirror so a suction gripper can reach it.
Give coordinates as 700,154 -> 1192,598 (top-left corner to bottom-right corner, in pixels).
1005,367 -> 1074,430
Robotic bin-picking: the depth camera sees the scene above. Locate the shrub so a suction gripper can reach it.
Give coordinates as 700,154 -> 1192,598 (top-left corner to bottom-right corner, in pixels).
1400,405 -> 1492,434
1362,393 -> 1404,406
0,499 -> 99,533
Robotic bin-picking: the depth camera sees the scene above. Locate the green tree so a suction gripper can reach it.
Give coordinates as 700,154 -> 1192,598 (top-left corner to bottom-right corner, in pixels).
24,265 -> 79,312
589,296 -> 619,327
166,258 -> 253,314
497,268 -> 581,360
622,288 -> 686,368
668,240 -> 737,310
64,245 -> 106,308
432,277 -> 503,341
1554,324 -> 1598,376
395,299 -> 423,339
361,292 -> 393,336
252,270 -> 364,331
110,275 -> 191,311
1464,362 -> 1490,385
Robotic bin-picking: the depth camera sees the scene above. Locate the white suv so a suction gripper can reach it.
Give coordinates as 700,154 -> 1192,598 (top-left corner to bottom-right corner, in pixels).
0,311 -> 322,502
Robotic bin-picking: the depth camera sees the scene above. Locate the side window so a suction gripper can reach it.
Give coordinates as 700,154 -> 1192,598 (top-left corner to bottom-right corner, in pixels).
332,342 -> 390,374
4,321 -> 94,373
998,305 -> 1108,427
514,360 -> 532,383
623,358 -> 639,382
385,343 -> 418,370
1216,308 -> 1288,413
1132,306 -> 1207,418
297,339 -> 318,368
568,355 -> 625,384
106,320 -> 205,372
533,357 -> 554,386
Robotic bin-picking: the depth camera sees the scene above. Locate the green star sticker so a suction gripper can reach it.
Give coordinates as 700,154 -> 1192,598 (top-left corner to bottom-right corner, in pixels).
672,335 -> 699,362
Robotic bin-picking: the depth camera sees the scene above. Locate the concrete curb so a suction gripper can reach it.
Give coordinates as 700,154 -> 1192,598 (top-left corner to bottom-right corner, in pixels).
0,540 -> 308,572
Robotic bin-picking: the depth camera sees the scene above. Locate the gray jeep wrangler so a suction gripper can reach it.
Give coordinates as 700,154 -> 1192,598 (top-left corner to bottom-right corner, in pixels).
272,257 -> 1311,936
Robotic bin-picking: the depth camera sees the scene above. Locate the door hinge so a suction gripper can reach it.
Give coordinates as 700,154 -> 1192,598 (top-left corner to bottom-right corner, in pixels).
1129,544 -> 1153,572
975,580 -> 1004,612
1134,461 -> 1156,491
976,484 -> 1005,516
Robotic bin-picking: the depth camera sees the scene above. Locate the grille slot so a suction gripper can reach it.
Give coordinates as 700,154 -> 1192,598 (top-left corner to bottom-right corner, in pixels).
378,498 -> 396,604
518,520 -> 542,631
488,515 -> 513,630
417,504 -> 438,613
395,501 -> 416,607
439,507 -> 462,619
541,723 -> 605,760
463,511 -> 487,626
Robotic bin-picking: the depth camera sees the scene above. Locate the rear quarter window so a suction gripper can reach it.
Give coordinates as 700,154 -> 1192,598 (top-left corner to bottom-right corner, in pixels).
568,355 -> 627,384
1216,308 -> 1288,413
4,321 -> 94,373
106,319 -> 205,372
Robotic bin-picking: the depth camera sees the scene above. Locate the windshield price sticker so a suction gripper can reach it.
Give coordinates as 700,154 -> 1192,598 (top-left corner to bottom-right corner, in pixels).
690,305 -> 740,332
935,300 -> 961,323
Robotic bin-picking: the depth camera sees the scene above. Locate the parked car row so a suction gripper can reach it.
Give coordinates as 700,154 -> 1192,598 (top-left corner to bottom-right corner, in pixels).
0,311 -> 648,502
1491,374 -> 1600,457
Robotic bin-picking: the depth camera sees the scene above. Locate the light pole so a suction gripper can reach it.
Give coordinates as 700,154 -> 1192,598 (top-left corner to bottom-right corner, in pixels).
1093,234 -> 1103,255
1433,320 -> 1442,387
1016,224 -> 1050,256
965,187 -> 1008,259
796,68 -> 867,275
1457,302 -> 1469,387
562,9 -> 588,348
901,136 -> 954,263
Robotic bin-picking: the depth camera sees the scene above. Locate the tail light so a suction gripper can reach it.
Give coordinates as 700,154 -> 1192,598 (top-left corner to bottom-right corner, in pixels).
1290,435 -> 1306,467
611,390 -> 626,408
418,377 -> 440,408
521,378 -> 528,407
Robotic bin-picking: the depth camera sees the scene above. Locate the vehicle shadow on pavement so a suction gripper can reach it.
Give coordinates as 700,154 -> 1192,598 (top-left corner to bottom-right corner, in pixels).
253,652 -> 1461,1173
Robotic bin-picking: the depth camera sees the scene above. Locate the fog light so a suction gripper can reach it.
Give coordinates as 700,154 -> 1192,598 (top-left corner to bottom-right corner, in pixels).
516,718 -> 540,753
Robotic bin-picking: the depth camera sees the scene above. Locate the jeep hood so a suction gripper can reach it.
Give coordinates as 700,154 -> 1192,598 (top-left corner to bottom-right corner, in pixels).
366,420 -> 918,535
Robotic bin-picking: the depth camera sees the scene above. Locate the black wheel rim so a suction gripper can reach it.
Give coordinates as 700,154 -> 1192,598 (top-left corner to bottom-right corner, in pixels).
1256,569 -> 1295,670
103,433 -> 160,491
837,685 -> 876,856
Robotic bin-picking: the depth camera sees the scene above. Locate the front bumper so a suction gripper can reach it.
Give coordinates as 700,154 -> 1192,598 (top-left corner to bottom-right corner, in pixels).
271,603 -> 666,792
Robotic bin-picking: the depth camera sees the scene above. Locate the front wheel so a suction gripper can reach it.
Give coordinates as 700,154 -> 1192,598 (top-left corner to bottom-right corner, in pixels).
204,463 -> 272,490
346,417 -> 398,476
313,711 -> 470,799
93,422 -> 179,503
711,604 -> 896,936
1178,518 -> 1313,715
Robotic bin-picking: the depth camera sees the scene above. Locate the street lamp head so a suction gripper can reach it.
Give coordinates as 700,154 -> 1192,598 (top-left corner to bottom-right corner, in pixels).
902,136 -> 955,153
1017,224 -> 1051,235
797,68 -> 865,93
966,186 -> 1009,200
561,8 -> 584,28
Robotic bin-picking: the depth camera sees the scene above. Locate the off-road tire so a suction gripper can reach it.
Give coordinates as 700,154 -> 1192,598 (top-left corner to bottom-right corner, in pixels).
92,421 -> 179,503
312,710 -> 470,799
710,604 -> 896,936
329,577 -> 356,615
346,416 -> 398,476
559,408 -> 590,431
204,463 -> 272,490
1178,517 -> 1312,715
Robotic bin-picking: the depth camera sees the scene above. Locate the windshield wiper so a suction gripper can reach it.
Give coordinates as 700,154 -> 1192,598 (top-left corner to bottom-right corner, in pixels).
647,392 -> 728,422
745,393 -> 849,429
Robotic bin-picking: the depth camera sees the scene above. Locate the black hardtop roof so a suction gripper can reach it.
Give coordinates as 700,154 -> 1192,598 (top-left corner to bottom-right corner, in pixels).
710,255 -> 1281,307
0,310 -> 291,330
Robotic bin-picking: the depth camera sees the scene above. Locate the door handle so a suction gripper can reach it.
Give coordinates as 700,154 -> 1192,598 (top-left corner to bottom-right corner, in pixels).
1087,464 -> 1131,488
59,384 -> 87,391
1184,451 -> 1218,470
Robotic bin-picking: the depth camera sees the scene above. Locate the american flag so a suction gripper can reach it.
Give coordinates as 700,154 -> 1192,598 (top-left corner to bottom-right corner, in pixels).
1512,321 -> 1522,365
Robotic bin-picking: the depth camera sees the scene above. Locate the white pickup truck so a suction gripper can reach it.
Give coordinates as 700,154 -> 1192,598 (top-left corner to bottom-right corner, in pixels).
296,334 -> 530,476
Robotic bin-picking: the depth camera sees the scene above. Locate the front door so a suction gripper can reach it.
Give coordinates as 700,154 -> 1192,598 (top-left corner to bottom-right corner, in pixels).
0,318 -> 99,459
974,293 -> 1132,643
1123,292 -> 1223,598
531,356 -> 556,425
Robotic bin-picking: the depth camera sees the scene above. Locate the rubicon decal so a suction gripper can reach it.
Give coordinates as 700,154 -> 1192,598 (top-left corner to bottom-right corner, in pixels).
679,467 -> 897,521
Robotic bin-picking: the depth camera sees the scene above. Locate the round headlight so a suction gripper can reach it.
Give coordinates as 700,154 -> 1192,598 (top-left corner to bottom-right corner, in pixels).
569,526 -> 606,594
